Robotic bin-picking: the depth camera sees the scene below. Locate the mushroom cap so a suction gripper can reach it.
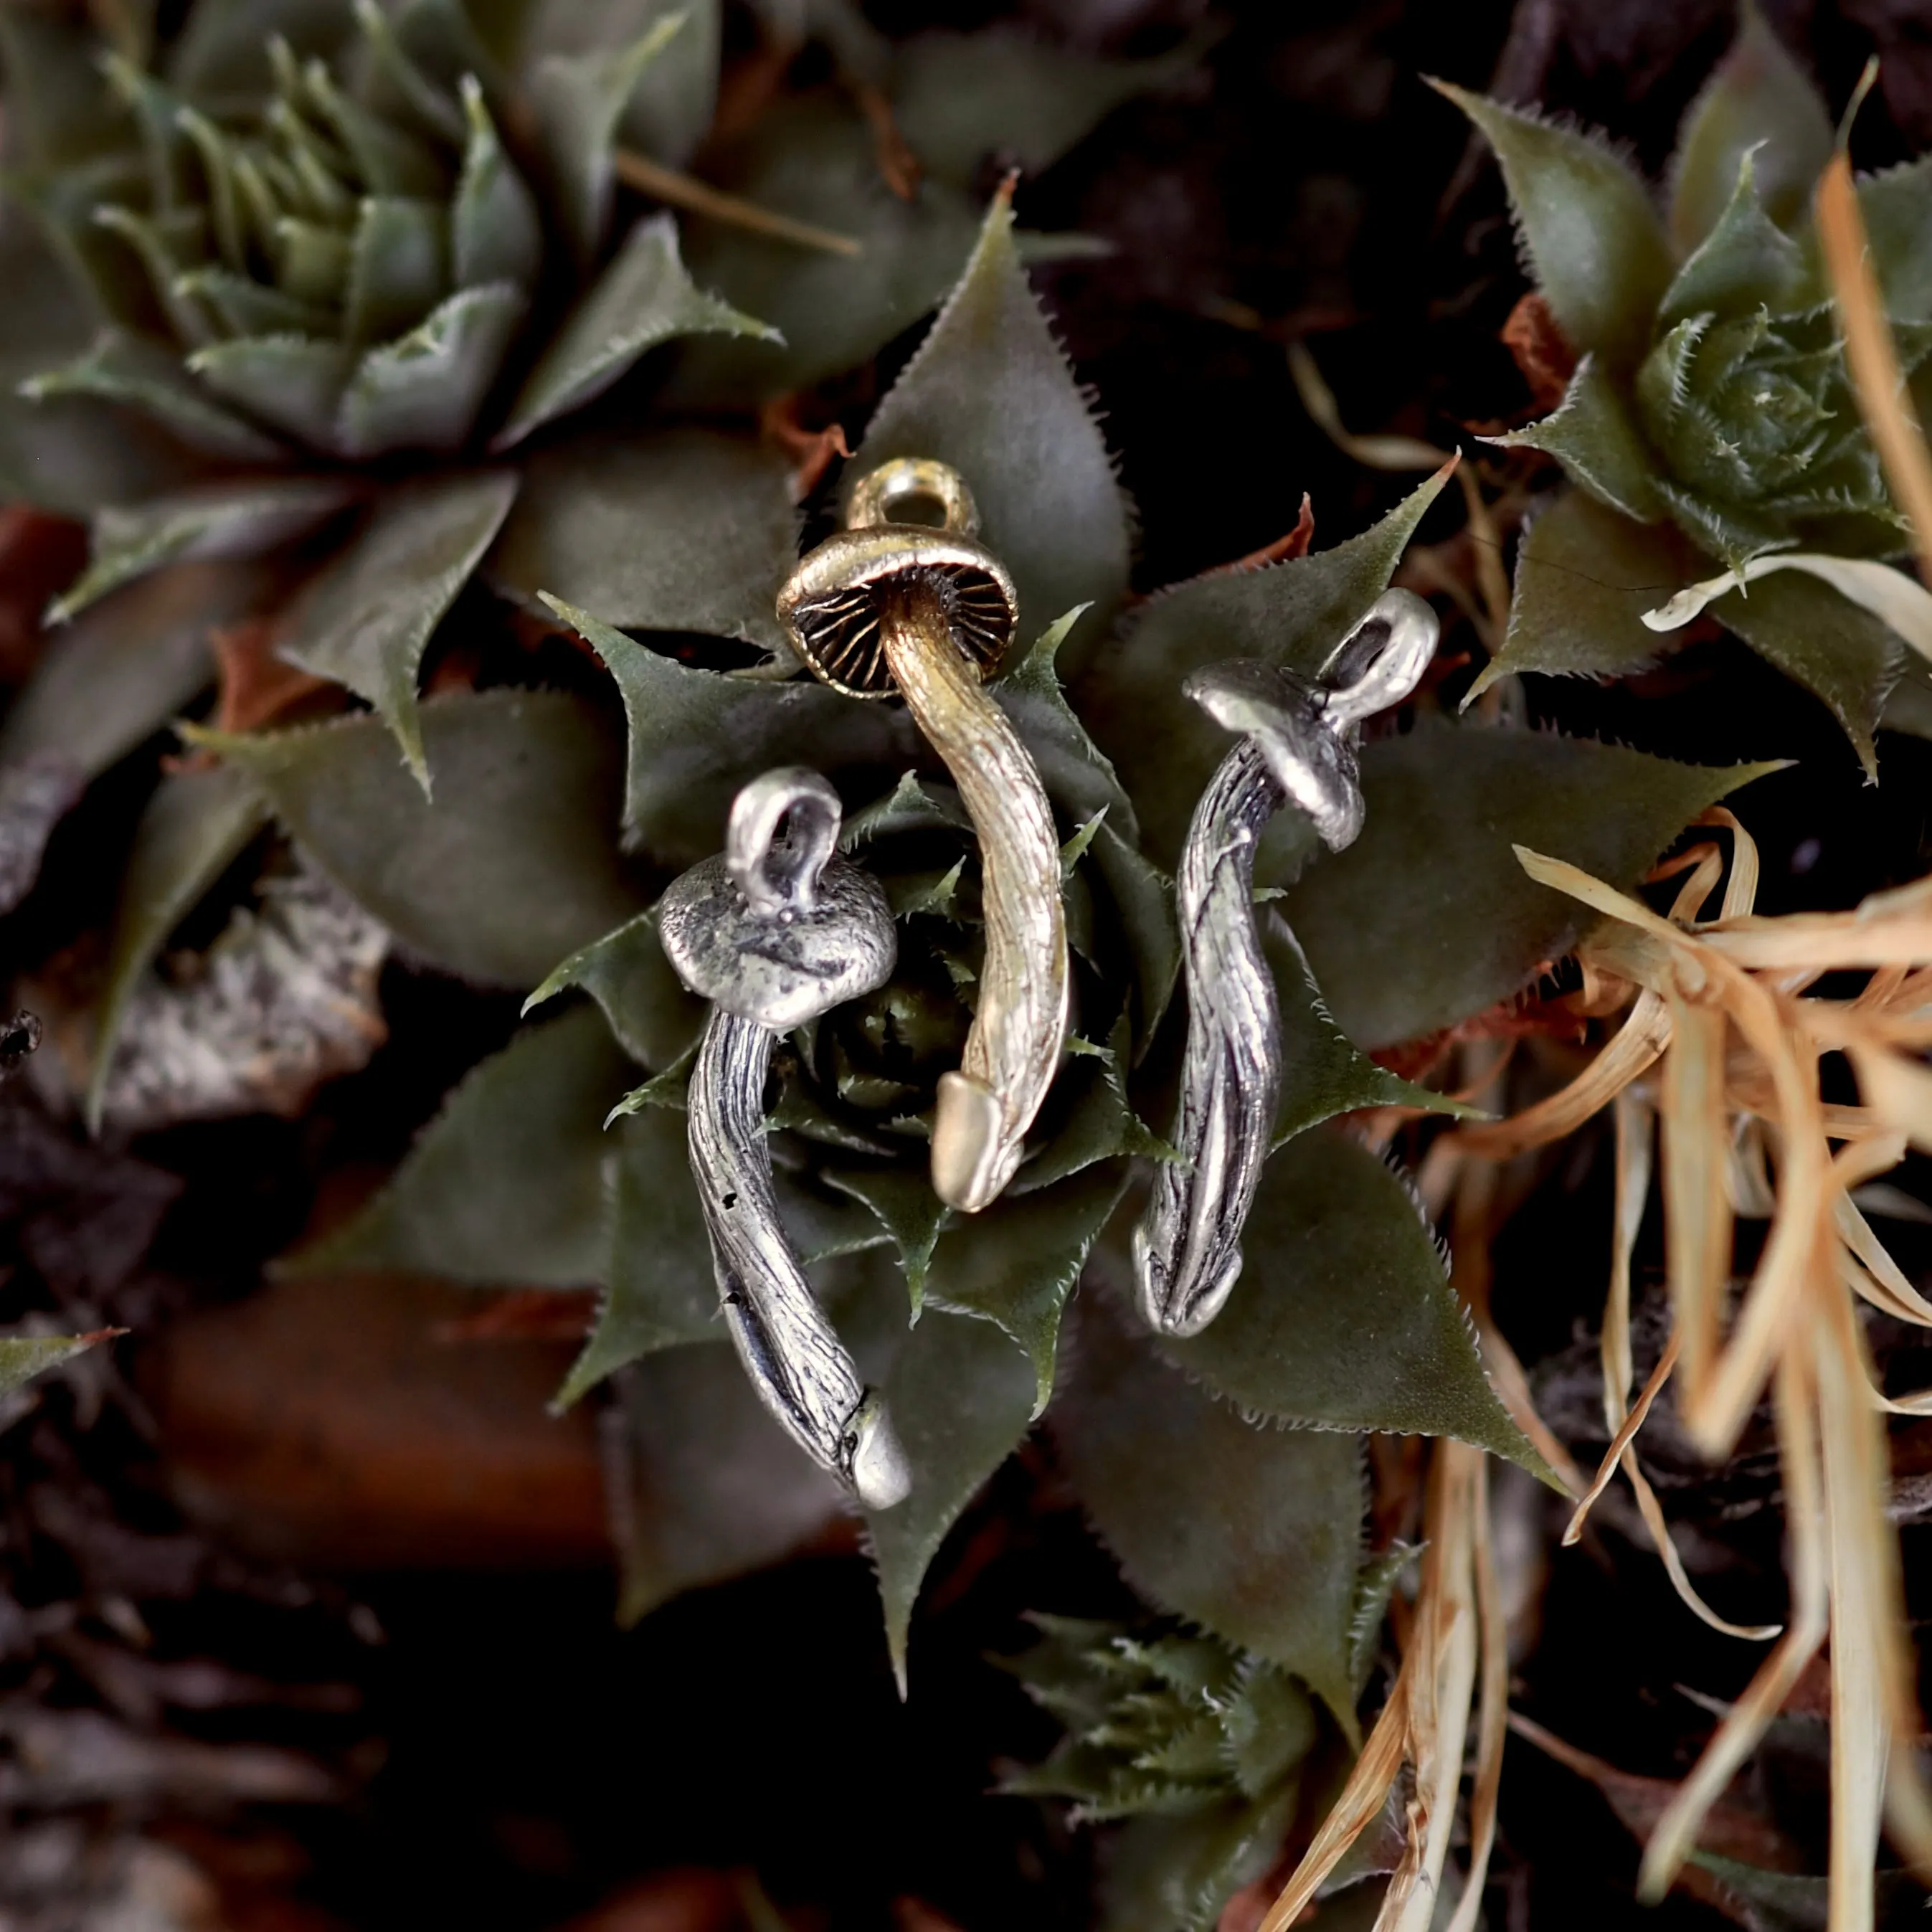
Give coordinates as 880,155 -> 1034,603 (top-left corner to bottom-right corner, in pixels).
659,852 -> 897,1028
777,525 -> 1020,699
1183,660 -> 1365,852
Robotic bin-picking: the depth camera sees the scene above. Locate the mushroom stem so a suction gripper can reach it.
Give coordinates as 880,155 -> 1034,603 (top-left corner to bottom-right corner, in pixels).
688,1007 -> 910,1510
1132,737 -> 1285,1337
878,579 -> 1069,1212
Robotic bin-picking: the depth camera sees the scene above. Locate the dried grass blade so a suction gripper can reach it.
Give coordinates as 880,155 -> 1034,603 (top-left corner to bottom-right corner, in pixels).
1444,1459 -> 1508,1932
612,148 -> 863,256
1624,1457 -> 1781,1641
1287,342 -> 1456,471
1515,846 -> 1688,949
1660,996 -> 1733,1419
1639,1356 -> 1828,1900
1699,809 -> 1761,921
1848,1043 -> 1932,1156
1565,1330 -> 1680,1545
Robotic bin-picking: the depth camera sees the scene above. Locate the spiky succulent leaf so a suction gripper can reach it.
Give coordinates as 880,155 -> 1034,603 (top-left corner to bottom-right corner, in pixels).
0,1331 -> 115,1398
1859,156 -> 1932,323
1097,1789 -> 1302,1932
523,905 -> 704,1073
194,691 -> 643,988
1284,729 -> 1781,1049
1157,1130 -> 1549,1476
1667,3 -> 1832,251
853,186 -> 1133,650
1054,1302 -> 1365,1728
1491,356 -> 1667,523
287,1005 -> 633,1288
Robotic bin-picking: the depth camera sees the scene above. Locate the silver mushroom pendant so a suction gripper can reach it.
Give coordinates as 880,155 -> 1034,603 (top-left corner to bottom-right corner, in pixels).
658,767 -> 911,1510
1134,589 -> 1440,1339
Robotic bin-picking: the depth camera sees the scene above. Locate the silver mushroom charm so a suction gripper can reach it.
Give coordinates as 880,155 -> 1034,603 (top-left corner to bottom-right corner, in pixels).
1134,589 -> 1439,1338
658,767 -> 911,1510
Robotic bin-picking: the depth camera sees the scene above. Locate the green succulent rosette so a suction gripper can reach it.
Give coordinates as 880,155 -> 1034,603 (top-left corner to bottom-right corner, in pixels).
1441,4 -> 1932,773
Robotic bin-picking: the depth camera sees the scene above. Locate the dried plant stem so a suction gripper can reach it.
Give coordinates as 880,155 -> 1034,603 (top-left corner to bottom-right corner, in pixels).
612,148 -> 863,257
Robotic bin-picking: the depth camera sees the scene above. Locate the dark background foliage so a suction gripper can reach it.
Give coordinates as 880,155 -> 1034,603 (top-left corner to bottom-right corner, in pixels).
10,1 -> 1932,1928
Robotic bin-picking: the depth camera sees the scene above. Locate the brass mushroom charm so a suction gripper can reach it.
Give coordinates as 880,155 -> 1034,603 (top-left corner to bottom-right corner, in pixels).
1134,589 -> 1439,1337
658,767 -> 911,1510
777,457 -> 1068,1214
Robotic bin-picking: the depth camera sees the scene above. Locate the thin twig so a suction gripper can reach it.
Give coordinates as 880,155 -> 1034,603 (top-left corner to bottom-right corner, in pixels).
613,148 -> 863,257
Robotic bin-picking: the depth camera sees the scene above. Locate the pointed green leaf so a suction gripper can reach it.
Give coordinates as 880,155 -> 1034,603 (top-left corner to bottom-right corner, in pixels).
451,74 -> 541,288
541,597 -> 907,864
1472,488 -> 1703,698
289,1005 -> 633,1286
1434,82 -> 1671,371
1267,922 -> 1477,1145
618,0 -> 719,168
862,1304 -> 1036,1693
195,691 -> 643,988
1713,569 -> 1903,780
1658,152 -> 1809,329
1079,468 -> 1451,875
855,186 -> 1130,651
1860,157 -> 1932,325
23,329 -> 288,463
1055,1302 -> 1364,1728
1,558 -> 269,779
524,904 -> 705,1071
529,14 -> 687,262
1491,356 -> 1667,524
336,282 -> 527,458
184,334 -> 354,451
87,764 -> 270,1132
341,196 -> 448,349
1882,662 -> 1932,741
351,0 -> 465,143
1098,1790 -> 1301,1932
1668,4 -> 1833,251
166,0 -> 354,95
493,214 -> 777,450
302,55 -> 448,197
891,27 -> 1203,189
491,429 -> 795,653
556,1102 -> 720,1406
51,477 -> 357,625
1160,1131 -> 1548,1475
282,470 -> 520,788
667,99 -> 984,402
823,1162 -> 951,1315
0,1330 -> 115,1398
174,266 -> 333,338
926,1159 -> 1127,1413
1284,726 -> 1781,1050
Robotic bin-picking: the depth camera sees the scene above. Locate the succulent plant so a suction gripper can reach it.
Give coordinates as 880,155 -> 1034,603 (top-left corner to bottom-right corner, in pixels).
0,4 -> 1809,1919
1442,6 -> 1932,773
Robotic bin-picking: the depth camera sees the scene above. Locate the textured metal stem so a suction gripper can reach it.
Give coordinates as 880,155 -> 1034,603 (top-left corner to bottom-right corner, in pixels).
688,1008 -> 903,1504
1134,740 -> 1282,1337
881,582 -> 1069,1213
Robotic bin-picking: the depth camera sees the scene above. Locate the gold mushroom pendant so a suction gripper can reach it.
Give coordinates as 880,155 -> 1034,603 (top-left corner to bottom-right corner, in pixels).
777,458 -> 1069,1213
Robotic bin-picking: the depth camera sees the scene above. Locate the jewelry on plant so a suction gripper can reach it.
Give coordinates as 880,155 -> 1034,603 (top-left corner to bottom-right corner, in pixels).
658,766 -> 911,1510
777,457 -> 1069,1214
1134,589 -> 1439,1337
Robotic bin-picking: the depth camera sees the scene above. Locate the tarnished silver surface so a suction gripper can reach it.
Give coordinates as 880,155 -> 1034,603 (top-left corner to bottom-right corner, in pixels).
1135,589 -> 1439,1337
776,459 -> 1069,1214
660,768 -> 910,1510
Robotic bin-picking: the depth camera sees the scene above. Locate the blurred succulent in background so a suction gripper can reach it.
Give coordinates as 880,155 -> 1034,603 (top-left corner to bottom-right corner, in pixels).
1444,6 -> 1932,772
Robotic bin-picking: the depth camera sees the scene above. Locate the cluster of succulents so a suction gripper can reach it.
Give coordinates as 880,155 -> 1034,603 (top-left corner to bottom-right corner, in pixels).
4,0 -> 1900,1923
1447,5 -> 1932,771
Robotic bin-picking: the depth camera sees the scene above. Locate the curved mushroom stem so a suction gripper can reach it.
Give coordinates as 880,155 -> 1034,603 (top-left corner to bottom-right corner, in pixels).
879,578 -> 1069,1212
688,1007 -> 911,1510
1133,736 -> 1285,1337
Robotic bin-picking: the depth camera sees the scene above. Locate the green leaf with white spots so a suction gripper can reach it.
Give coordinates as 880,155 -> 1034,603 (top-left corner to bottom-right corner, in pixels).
288,1005 -> 633,1287
1284,726 -> 1781,1051
854,186 -> 1131,653
542,597 -> 909,865
1667,4 -> 1832,252
1434,82 -> 1672,372
860,1299 -> 1036,1693
524,904 -> 706,1071
336,282 -> 527,458
556,1101 -> 721,1407
86,764 -> 270,1132
1470,488 -> 1703,701
23,329 -> 288,463
281,470 -> 520,790
493,214 -> 777,451
194,691 -> 643,989
1490,356 -> 1666,524
1157,1131 -> 1548,1476
667,99 -> 985,403
1054,1301 -> 1365,1730
926,1158 -> 1127,1414
891,27 -> 1204,189
50,477 -> 358,625
1079,466 -> 1452,876
491,430 -> 796,655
